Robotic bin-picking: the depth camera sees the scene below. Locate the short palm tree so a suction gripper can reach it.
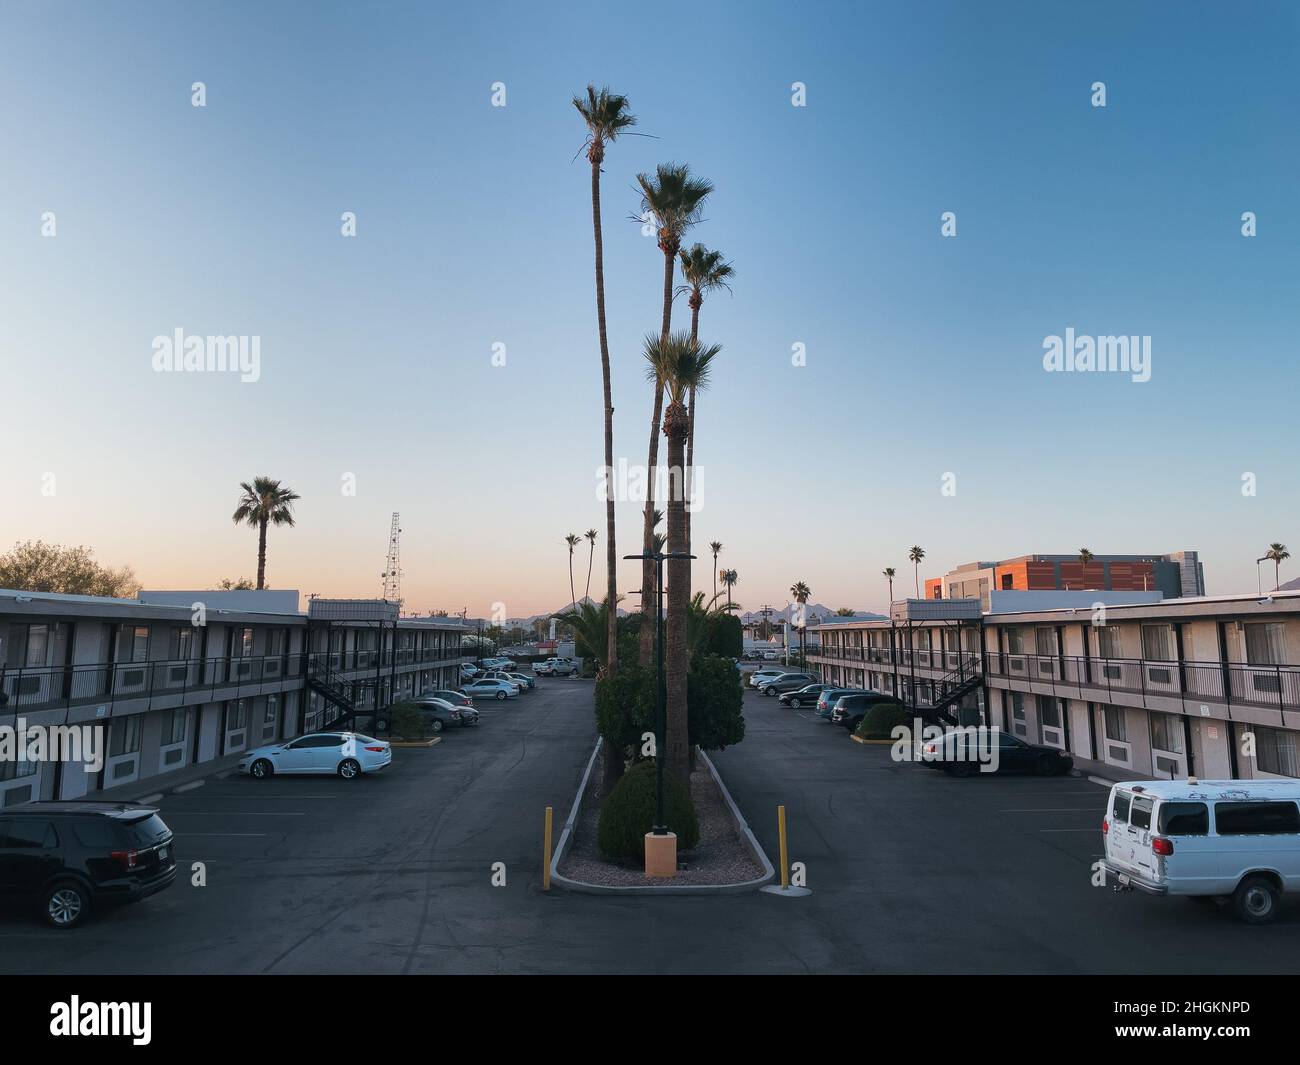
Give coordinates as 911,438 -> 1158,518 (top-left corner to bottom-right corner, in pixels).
721,568 -> 738,607
790,580 -> 811,667
709,541 -> 723,601
1267,543 -> 1290,590
573,85 -> 635,686
634,163 -> 713,666
1077,548 -> 1095,590
564,533 -> 581,609
231,478 -> 300,590
583,528 -> 598,601
644,330 -> 719,783
908,546 -> 926,597
883,567 -> 896,604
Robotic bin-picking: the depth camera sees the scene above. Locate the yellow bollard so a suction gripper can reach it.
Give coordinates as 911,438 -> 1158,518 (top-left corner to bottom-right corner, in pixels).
778,804 -> 790,890
543,806 -> 553,891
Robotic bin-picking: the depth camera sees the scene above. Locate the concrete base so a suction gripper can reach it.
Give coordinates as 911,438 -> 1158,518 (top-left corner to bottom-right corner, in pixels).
644,831 -> 678,877
760,884 -> 813,898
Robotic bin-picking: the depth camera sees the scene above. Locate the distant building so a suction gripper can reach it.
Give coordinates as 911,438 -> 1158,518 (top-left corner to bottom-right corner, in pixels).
925,551 -> 1204,608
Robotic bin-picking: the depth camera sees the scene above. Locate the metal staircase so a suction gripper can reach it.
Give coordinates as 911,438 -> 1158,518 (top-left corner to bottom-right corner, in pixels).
306,658 -> 360,732
902,661 -> 983,727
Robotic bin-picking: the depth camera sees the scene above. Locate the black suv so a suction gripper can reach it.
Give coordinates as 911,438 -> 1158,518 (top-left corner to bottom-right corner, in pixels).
831,692 -> 896,732
0,802 -> 176,928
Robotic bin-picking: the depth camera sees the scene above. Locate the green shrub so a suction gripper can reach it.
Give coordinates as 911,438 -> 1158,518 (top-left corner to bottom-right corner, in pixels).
594,662 -> 656,753
596,760 -> 700,861
855,702 -> 911,740
704,613 -> 743,658
688,653 -> 745,751
388,700 -> 430,740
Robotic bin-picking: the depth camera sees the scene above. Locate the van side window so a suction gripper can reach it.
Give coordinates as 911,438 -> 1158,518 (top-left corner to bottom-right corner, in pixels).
1111,791 -> 1131,824
1130,797 -> 1153,830
1214,801 -> 1300,836
1158,802 -> 1208,836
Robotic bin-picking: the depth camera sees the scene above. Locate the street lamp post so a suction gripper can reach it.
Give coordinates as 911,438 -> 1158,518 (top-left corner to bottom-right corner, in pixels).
624,550 -> 694,852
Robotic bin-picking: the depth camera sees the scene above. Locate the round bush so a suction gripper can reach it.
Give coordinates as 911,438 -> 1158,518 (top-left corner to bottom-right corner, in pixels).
855,702 -> 911,740
596,760 -> 700,861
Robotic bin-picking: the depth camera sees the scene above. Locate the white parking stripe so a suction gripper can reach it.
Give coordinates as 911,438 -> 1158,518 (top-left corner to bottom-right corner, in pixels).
166,811 -> 306,817
182,832 -> 270,837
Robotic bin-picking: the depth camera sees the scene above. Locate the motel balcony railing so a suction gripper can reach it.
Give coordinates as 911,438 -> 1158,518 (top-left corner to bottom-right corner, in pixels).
0,652 -> 310,715
811,646 -> 983,673
308,648 -> 470,674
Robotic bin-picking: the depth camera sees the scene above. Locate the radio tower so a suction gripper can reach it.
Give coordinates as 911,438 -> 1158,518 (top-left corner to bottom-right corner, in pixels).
382,512 -> 402,610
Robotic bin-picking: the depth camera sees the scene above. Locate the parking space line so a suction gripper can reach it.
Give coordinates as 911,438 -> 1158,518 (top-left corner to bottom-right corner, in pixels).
174,780 -> 206,793
182,832 -> 270,837
1038,828 -> 1100,833
999,807 -> 1103,813
165,811 -> 306,817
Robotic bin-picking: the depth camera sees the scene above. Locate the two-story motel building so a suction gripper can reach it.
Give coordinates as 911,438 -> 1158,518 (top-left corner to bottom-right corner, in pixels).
0,587 -> 468,807
809,590 -> 1300,783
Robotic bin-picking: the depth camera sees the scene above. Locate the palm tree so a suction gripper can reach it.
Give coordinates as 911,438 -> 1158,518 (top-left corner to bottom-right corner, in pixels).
1267,543 -> 1290,590
721,568 -> 738,608
644,331 -> 718,783
882,567 -> 896,605
677,244 -> 734,546
709,541 -> 723,602
908,546 -> 926,597
1077,547 -> 1095,590
635,163 -> 713,666
552,596 -> 619,668
583,528 -> 598,601
564,533 -> 580,609
790,580 -> 811,667
231,478 -> 300,590
574,85 -> 635,680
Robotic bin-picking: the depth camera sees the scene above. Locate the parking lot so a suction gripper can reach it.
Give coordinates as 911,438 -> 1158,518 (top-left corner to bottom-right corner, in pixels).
4,676 -> 1300,973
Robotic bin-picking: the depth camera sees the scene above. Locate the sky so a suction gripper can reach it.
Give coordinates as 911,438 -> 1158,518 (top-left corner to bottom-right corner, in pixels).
2,1 -> 1298,617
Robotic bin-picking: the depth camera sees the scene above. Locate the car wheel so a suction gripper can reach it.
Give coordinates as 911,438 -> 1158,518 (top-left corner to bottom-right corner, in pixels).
496,691 -> 507,700
789,698 -> 801,709
765,686 -> 777,696
44,880 -> 90,929
1232,875 -> 1279,924
250,758 -> 273,779
376,718 -> 389,732
1034,755 -> 1057,776
337,758 -> 361,780
431,719 -> 444,733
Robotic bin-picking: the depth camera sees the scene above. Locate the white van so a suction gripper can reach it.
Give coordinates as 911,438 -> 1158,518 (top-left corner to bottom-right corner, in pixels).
1101,778 -> 1300,924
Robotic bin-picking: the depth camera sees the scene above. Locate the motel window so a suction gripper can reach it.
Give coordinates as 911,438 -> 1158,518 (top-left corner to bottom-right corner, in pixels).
1245,623 -> 1286,667
237,627 -> 254,658
229,700 -> 249,731
1149,712 -> 1184,754
1140,624 -> 1173,662
0,750 -> 38,782
109,716 -> 143,757
24,624 -> 49,667
268,629 -> 286,656
1103,706 -> 1127,743
1035,627 -> 1055,657
169,626 -> 195,660
117,625 -> 150,663
161,709 -> 187,746
1037,695 -> 1061,729
1254,726 -> 1299,778
1097,625 -> 1123,659
264,695 -> 279,724
1006,629 -> 1025,655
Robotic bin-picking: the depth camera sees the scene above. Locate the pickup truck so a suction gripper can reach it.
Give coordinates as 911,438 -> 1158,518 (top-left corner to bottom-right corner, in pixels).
533,657 -> 578,677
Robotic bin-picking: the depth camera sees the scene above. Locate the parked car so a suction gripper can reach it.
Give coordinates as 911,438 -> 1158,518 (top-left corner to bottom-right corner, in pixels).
409,697 -> 468,732
760,672 -> 818,696
506,672 -> 536,690
778,683 -> 834,708
456,704 -> 481,727
816,687 -> 867,717
464,678 -> 520,700
747,668 -> 786,690
919,728 -> 1073,777
1101,778 -> 1300,923
763,650 -> 778,660
240,732 -> 392,779
830,692 -> 897,731
431,689 -> 473,707
479,671 -> 524,692
0,802 -> 176,929
534,657 -> 578,677
460,663 -> 480,679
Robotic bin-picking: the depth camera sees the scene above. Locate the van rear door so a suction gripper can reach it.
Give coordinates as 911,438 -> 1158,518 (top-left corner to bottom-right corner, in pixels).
1106,788 -> 1155,880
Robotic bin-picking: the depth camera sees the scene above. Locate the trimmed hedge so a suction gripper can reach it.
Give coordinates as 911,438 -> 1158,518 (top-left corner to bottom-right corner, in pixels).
854,702 -> 911,740
596,760 -> 700,861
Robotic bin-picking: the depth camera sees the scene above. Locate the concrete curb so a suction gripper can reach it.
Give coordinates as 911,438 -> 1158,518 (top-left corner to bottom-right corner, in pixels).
388,736 -> 443,748
851,736 -> 893,745
548,739 -> 776,896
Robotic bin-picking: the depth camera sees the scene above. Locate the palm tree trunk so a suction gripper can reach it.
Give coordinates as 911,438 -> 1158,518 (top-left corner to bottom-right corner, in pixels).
256,519 -> 268,589
639,248 -> 675,665
665,418 -> 690,785
684,298 -> 700,550
568,553 -> 577,612
585,543 -> 595,602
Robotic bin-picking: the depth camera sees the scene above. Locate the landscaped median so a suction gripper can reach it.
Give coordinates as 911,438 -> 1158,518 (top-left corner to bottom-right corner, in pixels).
549,738 -> 774,895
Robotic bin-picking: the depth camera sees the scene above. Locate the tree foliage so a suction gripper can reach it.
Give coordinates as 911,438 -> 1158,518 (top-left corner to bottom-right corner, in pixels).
688,654 -> 745,752
0,541 -> 140,598
596,760 -> 699,861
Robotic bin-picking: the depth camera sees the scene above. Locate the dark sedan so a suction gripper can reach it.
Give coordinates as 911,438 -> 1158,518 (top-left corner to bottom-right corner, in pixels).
830,692 -> 898,731
778,683 -> 833,708
759,673 -> 819,696
920,728 -> 1074,777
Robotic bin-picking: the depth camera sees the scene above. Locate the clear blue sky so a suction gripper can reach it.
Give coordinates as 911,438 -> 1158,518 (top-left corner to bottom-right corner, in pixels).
2,1 -> 1297,614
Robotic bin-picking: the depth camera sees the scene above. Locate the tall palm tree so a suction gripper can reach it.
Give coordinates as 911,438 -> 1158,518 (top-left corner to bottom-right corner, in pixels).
790,580 -> 811,667
721,568 -> 738,607
1267,543 -> 1290,590
231,478 -> 300,590
583,528 -> 598,601
574,85 -> 635,681
882,567 -> 896,605
709,541 -> 723,602
1077,547 -> 1095,590
677,244 -> 734,547
644,331 -> 718,783
908,546 -> 925,597
635,163 -> 713,666
564,533 -> 581,609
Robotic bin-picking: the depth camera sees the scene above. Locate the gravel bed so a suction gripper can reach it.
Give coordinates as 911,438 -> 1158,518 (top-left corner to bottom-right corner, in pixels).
558,755 -> 764,887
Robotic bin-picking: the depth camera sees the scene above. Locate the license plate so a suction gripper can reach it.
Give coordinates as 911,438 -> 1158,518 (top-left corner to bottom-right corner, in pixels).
1118,873 -> 1130,886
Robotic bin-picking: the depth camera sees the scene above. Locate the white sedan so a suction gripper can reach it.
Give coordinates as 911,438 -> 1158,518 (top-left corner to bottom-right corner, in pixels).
240,732 -> 391,780
463,678 -> 521,701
